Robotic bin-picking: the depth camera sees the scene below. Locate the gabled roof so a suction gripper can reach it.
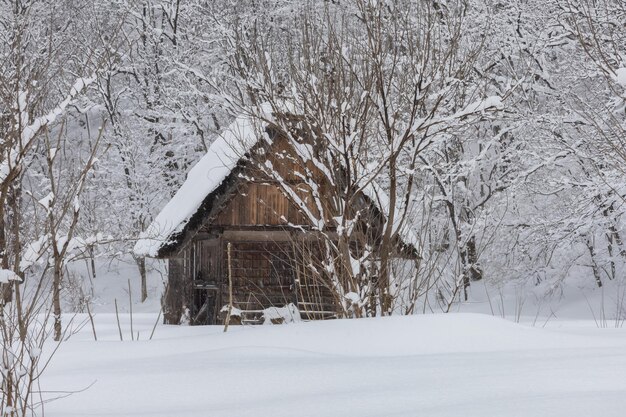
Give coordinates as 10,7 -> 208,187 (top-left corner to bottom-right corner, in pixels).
133,113 -> 264,257
134,110 -> 420,258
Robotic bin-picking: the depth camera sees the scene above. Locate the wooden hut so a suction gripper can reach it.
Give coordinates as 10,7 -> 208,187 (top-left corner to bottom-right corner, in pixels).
134,111 -> 416,325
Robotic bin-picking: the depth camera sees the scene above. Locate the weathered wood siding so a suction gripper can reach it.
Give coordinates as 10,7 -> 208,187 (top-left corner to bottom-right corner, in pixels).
213,182 -> 311,226
187,235 -> 338,324
226,241 -> 297,312
163,249 -> 193,324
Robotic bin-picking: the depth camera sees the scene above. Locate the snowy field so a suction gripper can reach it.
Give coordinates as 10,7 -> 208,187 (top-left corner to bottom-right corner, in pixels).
42,312 -> 626,417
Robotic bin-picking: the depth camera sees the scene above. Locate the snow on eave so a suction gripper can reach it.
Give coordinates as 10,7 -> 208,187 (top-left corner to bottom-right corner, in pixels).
133,112 -> 268,258
0,269 -> 22,284
361,181 -> 421,256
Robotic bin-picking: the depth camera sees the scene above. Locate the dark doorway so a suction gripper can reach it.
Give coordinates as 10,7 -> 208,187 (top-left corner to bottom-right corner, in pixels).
192,239 -> 222,324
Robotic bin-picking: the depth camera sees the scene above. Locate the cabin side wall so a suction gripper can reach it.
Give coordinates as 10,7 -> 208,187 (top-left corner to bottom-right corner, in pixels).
212,182 -> 311,227
208,134 -> 336,229
163,249 -> 193,324
180,230 -> 339,325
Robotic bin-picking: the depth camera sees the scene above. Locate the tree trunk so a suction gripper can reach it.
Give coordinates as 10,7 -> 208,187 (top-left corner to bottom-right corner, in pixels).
53,263 -> 62,341
135,256 -> 148,302
459,247 -> 470,301
89,245 -> 97,281
604,204 -> 626,281
14,282 -> 26,342
336,235 -> 361,318
0,198 -> 13,304
378,160 -> 397,317
466,236 -> 482,282
585,237 -> 603,288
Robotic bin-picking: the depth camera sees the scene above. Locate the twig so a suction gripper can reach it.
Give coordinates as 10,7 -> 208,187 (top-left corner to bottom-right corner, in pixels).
36,380 -> 97,404
149,309 -> 162,340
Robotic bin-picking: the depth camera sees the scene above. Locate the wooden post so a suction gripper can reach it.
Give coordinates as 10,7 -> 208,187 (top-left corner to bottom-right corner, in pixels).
128,279 -> 134,340
223,242 -> 233,332
86,301 -> 97,341
114,299 -> 123,341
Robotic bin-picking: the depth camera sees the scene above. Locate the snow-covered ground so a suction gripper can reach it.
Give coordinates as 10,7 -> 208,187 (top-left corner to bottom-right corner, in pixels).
43,312 -> 626,417
40,258 -> 626,416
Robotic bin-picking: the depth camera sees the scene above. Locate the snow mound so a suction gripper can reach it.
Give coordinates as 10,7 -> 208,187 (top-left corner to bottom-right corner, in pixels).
181,313 -> 621,356
262,303 -> 301,324
46,313 -> 626,417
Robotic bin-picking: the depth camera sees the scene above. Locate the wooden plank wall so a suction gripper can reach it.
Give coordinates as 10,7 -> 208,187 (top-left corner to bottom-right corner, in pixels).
210,134 -> 336,228
189,236 -> 339,324
213,182 -> 312,226
225,241 -> 297,312
163,250 -> 193,324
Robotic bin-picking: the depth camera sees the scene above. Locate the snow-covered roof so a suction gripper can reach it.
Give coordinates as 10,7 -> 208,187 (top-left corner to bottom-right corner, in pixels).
135,109 -> 420,258
0,269 -> 21,284
133,113 -> 265,257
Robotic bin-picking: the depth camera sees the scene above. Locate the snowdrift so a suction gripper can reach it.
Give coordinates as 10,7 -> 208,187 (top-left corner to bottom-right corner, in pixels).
44,313 -> 626,417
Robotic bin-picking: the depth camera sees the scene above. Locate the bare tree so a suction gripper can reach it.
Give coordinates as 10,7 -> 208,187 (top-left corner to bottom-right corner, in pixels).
0,1 -> 110,413
218,0 -> 503,316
